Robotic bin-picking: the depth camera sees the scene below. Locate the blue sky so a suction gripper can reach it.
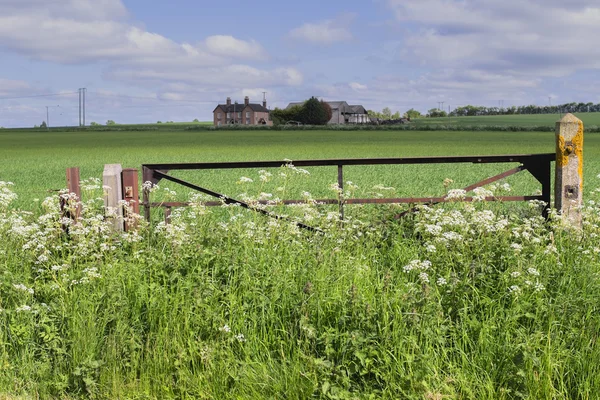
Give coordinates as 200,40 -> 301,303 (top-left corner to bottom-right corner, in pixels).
1,0 -> 600,127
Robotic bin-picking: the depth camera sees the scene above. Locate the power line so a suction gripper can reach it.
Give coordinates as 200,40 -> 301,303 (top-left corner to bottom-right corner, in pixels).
0,92 -> 78,101
90,92 -> 219,104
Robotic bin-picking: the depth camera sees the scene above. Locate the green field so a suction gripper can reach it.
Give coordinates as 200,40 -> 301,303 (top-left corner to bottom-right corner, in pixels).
2,128 -> 599,210
2,128 -> 600,399
414,112 -> 600,127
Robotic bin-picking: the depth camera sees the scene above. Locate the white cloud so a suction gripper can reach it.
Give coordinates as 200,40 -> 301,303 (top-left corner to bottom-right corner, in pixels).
0,0 -> 301,93
387,0 -> 600,77
349,82 -> 368,91
289,13 -> 355,45
205,36 -> 268,60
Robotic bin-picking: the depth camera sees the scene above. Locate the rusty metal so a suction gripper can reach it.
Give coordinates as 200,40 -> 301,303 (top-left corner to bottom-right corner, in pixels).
142,153 -> 556,230
142,154 -> 555,174
151,170 -> 323,233
394,165 -> 533,219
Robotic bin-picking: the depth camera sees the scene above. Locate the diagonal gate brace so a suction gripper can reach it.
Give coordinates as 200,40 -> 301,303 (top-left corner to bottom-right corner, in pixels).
151,170 -> 323,233
394,165 -> 527,219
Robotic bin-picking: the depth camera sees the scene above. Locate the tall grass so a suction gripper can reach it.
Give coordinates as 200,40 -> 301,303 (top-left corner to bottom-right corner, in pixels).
1,171 -> 600,399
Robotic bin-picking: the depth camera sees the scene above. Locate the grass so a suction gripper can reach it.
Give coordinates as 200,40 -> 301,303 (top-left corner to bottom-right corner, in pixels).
413,112 -> 600,127
1,128 -> 600,398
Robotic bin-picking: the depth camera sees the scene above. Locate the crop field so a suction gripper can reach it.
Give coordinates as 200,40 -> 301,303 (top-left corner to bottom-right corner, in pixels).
414,112 -> 600,127
2,128 -> 600,399
2,128 -> 600,209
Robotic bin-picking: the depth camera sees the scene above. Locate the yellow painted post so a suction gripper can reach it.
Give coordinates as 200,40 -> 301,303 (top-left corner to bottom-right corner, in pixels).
555,113 -> 583,227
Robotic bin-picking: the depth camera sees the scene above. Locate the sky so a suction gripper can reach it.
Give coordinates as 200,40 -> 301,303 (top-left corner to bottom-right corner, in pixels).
1,0 -> 600,128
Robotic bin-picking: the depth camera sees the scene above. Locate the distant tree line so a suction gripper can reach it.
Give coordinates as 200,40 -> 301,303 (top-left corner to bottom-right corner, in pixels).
370,101 -> 600,121
448,102 -> 600,117
271,97 -> 332,125
367,107 -> 402,120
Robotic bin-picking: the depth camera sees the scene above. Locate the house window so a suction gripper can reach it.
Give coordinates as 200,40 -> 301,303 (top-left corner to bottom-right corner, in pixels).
226,112 -> 231,119
217,113 -> 222,120
237,112 -> 242,118
246,120 -> 249,125
217,121 -> 221,126
246,111 -> 250,119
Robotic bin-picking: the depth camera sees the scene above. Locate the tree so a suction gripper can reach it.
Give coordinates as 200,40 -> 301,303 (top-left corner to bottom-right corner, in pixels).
157,121 -> 162,124
381,107 -> 392,120
271,105 -> 303,125
40,121 -> 47,129
90,122 -> 101,126
193,119 -> 200,123
391,111 -> 401,119
106,120 -> 116,125
427,108 -> 447,118
404,109 -> 422,119
321,101 -> 333,123
298,97 -> 329,125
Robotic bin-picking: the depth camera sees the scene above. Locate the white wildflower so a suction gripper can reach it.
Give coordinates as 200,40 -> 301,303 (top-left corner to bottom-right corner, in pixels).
219,324 -> 231,333
13,283 -> 34,294
510,243 -> 523,253
445,189 -> 466,200
473,187 -> 494,202
527,267 -> 540,276
403,260 -> 431,273
436,277 -> 447,286
235,333 -> 246,342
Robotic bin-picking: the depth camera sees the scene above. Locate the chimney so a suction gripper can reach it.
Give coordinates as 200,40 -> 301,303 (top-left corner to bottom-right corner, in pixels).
226,97 -> 231,106
263,99 -> 267,108
262,92 -> 267,108
244,96 -> 250,106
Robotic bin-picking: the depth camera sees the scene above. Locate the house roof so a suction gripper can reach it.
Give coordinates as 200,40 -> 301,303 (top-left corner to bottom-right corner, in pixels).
348,105 -> 367,114
214,103 -> 269,113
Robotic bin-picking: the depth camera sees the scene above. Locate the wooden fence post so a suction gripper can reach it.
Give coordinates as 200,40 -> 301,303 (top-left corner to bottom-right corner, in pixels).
61,167 -> 81,232
122,168 -> 140,231
555,113 -> 583,228
103,164 -> 124,232
65,167 -> 81,220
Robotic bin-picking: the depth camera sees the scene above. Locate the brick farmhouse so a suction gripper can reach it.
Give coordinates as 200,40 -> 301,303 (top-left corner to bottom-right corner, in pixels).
213,97 -> 273,126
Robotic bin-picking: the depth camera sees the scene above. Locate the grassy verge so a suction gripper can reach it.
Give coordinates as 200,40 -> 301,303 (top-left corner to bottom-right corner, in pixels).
1,177 -> 600,398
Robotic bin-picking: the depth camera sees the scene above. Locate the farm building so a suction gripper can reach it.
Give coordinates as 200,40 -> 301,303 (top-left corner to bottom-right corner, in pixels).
285,101 -> 370,125
213,97 -> 273,126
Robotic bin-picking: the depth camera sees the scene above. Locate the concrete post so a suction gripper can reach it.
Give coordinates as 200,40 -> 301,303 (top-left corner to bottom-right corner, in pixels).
103,164 -> 124,232
555,113 -> 583,228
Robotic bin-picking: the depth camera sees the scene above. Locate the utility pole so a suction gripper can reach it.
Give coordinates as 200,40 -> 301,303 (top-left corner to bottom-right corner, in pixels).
46,105 -> 60,130
78,88 -> 87,126
83,88 -> 86,126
